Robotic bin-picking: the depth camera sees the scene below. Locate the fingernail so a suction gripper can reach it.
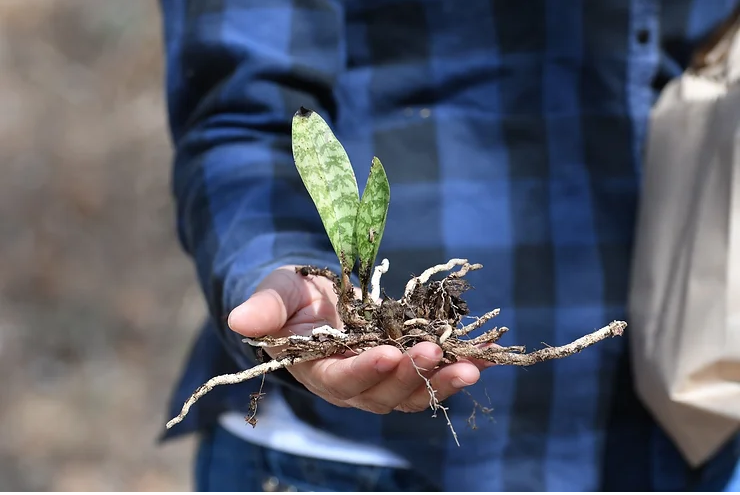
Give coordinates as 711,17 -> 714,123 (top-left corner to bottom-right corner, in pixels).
227,303 -> 247,329
452,376 -> 473,389
375,355 -> 396,373
408,347 -> 443,367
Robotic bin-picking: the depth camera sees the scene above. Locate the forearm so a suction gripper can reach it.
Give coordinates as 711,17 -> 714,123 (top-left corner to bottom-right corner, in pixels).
160,0 -> 345,369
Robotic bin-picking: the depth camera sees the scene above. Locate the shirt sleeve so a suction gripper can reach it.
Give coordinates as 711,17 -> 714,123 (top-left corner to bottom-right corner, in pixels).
159,0 -> 346,370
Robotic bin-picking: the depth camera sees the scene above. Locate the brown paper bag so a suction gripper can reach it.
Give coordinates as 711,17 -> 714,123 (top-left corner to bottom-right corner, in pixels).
628,16 -> 740,467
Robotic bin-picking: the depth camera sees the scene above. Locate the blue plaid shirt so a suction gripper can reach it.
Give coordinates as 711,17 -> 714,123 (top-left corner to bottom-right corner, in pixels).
159,0 -> 740,490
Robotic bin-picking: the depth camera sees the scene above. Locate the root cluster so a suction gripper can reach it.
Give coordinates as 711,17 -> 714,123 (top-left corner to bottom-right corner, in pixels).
166,259 -> 625,434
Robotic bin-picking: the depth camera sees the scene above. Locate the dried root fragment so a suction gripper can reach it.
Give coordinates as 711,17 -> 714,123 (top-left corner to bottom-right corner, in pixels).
446,320 -> 625,364
403,258 -> 470,297
166,349 -> 327,430
165,259 -> 626,438
457,308 -> 500,336
408,353 -> 459,447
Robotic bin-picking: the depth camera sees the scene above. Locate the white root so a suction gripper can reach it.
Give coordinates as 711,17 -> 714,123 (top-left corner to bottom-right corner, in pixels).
453,320 -> 626,365
242,325 -> 346,348
242,336 -> 303,347
403,258 -> 468,298
242,337 -> 277,347
311,325 -> 347,340
404,318 -> 430,327
449,262 -> 483,279
165,350 -> 327,430
370,258 -> 390,302
438,324 -> 454,344
457,308 -> 501,336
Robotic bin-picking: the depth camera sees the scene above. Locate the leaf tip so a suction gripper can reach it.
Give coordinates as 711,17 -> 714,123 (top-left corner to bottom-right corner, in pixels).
297,106 -> 313,118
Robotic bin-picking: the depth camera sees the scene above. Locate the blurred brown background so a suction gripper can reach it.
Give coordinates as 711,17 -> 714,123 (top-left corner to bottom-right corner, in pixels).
0,1 -> 204,490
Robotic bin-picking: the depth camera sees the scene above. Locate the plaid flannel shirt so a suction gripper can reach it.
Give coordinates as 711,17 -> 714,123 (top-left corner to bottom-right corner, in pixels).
158,0 -> 740,490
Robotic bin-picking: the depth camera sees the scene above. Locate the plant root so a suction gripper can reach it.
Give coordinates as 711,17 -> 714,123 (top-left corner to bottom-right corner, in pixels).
408,353 -> 459,447
457,308 -> 500,337
165,259 -> 626,438
165,349 -> 328,430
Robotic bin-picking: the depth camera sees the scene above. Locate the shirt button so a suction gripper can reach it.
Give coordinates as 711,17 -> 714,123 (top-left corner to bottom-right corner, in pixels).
636,29 -> 651,44
261,476 -> 297,492
262,476 -> 280,491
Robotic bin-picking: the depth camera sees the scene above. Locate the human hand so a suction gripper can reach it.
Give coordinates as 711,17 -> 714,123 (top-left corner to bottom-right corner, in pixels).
227,265 -> 490,414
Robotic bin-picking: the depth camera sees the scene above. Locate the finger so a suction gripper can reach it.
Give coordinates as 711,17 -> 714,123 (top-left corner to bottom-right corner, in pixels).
466,356 -> 499,370
349,342 -> 444,414
298,378 -> 352,409
396,360 -> 481,413
305,345 -> 404,401
228,267 -> 324,338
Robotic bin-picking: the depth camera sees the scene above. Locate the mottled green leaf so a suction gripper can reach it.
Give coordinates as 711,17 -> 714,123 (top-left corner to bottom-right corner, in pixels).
291,107 -> 360,273
355,156 -> 390,298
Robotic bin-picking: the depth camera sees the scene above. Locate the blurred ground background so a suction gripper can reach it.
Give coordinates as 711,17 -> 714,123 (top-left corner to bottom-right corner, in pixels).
0,1 -> 204,490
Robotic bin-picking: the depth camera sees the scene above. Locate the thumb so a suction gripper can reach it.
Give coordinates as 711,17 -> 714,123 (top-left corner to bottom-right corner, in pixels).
227,267 -> 307,338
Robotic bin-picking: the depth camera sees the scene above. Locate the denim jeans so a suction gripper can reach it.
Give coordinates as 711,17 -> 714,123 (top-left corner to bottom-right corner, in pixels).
194,424 -> 439,491
195,423 -> 740,491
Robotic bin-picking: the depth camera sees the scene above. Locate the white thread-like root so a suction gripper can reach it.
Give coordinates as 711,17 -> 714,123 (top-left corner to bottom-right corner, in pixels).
403,258 -> 468,298
370,258 -> 390,302
408,353 -> 459,447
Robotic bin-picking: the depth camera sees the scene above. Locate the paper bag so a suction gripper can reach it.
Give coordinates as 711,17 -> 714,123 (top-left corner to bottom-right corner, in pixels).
628,17 -> 740,467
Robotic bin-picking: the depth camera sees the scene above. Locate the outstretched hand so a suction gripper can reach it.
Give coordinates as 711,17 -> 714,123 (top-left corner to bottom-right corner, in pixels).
227,266 -> 490,414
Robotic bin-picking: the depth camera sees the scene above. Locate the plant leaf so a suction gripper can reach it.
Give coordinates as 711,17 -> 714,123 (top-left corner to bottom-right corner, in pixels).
291,107 -> 360,273
355,156 -> 390,298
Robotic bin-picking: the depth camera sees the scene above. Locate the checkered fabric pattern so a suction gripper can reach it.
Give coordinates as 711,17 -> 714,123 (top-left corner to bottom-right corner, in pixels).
158,0 -> 740,490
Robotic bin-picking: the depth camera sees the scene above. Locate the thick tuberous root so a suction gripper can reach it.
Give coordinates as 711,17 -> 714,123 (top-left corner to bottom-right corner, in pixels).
165,259 -> 626,438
